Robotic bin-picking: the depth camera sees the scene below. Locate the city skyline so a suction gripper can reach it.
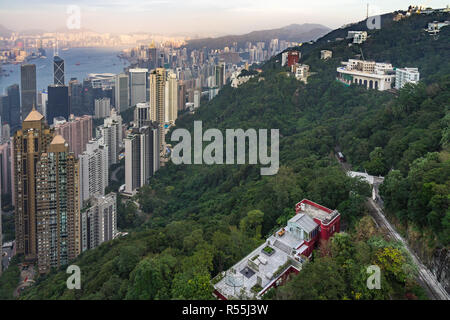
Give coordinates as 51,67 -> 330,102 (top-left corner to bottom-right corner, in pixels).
1,0 -> 447,36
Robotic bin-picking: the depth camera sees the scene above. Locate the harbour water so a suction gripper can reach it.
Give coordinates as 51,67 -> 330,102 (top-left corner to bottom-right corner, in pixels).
0,47 -> 129,94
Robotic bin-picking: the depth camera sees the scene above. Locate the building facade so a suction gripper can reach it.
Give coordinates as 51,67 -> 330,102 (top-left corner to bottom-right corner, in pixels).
115,73 -> 129,112
337,59 -> 395,91
124,124 -> 159,196
20,64 -> 37,120
97,109 -> 122,166
54,114 -> 93,158
129,68 -> 148,107
395,67 -> 420,89
81,193 -> 117,252
149,68 -> 166,152
47,85 -> 70,124
79,138 -> 109,204
35,135 -> 80,273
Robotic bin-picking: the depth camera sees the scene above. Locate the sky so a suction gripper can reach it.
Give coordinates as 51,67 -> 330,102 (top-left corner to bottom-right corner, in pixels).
0,0 -> 448,36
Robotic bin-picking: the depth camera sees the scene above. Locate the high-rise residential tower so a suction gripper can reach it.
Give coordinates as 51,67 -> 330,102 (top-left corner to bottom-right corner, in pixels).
35,134 -> 80,273
20,64 -> 37,120
7,84 -> 21,130
149,68 -> 166,152
79,138 -> 109,204
165,71 -> 178,124
97,109 -> 122,166
124,124 -> 159,196
13,108 -> 54,262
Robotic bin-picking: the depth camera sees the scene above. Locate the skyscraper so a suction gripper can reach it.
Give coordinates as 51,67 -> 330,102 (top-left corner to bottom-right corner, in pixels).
129,68 -> 148,107
53,55 -> 65,86
97,109 -> 122,166
20,64 -> 37,120
149,68 -> 166,152
81,193 -> 117,252
79,138 -> 109,204
165,71 -> 178,124
7,84 -> 21,130
124,124 -> 159,196
115,73 -> 129,112
54,114 -> 93,157
35,134 -> 80,273
47,85 -> 70,125
13,108 -> 54,262
134,102 -> 151,128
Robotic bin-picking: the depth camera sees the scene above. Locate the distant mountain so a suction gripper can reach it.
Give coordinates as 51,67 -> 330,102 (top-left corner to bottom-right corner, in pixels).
184,23 -> 332,50
0,24 -> 13,37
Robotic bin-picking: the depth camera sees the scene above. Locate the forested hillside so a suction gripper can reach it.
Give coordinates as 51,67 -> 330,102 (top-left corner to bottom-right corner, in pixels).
16,12 -> 450,300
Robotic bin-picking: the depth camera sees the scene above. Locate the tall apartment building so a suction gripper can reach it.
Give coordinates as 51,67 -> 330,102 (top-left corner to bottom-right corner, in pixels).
124,124 -> 159,196
81,193 -> 117,252
13,108 -> 55,262
129,68 -> 148,107
149,68 -> 166,152
35,134 -> 80,273
114,73 -> 129,112
94,97 -> 111,119
20,64 -> 37,120
395,67 -> 420,89
97,109 -> 122,166
54,114 -> 93,158
165,71 -> 178,124
79,138 -> 109,204
134,102 -> 151,128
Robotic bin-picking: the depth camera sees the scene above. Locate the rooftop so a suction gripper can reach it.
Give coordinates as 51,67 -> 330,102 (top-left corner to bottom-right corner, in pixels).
24,109 -> 44,122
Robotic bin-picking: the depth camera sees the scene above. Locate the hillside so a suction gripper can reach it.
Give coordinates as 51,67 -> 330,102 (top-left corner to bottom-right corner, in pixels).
9,11 -> 450,300
184,24 -> 331,51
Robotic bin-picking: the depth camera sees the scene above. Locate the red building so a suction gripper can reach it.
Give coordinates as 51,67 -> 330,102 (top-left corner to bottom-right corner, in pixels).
212,199 -> 341,300
287,51 -> 300,67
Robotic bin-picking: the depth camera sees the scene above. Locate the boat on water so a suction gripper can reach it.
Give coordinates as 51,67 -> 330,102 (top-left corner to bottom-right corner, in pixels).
62,48 -> 69,51
40,56 -> 47,59
75,62 -> 80,66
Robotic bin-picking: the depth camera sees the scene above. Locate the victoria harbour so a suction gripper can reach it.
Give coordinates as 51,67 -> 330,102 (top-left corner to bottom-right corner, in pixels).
0,47 -> 129,94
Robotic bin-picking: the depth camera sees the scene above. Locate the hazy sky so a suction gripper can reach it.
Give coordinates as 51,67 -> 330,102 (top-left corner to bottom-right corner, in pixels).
0,0 -> 447,36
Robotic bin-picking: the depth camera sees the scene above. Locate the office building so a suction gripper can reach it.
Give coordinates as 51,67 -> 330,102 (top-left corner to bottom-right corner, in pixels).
124,124 -> 159,196
114,73 -> 129,112
7,84 -> 21,130
20,64 -> 37,120
35,134 -> 80,273
0,141 -> 12,196
97,109 -> 122,166
129,68 -> 148,107
395,68 -> 420,89
79,138 -> 109,204
81,193 -> 117,252
149,68 -> 166,152
47,85 -> 70,125
53,55 -> 65,86
95,97 -> 111,119
38,90 -> 48,119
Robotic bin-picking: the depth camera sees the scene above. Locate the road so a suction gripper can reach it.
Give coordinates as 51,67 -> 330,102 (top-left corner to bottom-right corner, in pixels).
367,198 -> 450,300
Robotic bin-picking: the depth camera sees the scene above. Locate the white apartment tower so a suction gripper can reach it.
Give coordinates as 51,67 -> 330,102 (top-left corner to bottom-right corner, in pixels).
81,193 -> 117,252
97,109 -> 122,166
79,138 -> 109,204
395,68 -> 420,89
165,71 -> 178,124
